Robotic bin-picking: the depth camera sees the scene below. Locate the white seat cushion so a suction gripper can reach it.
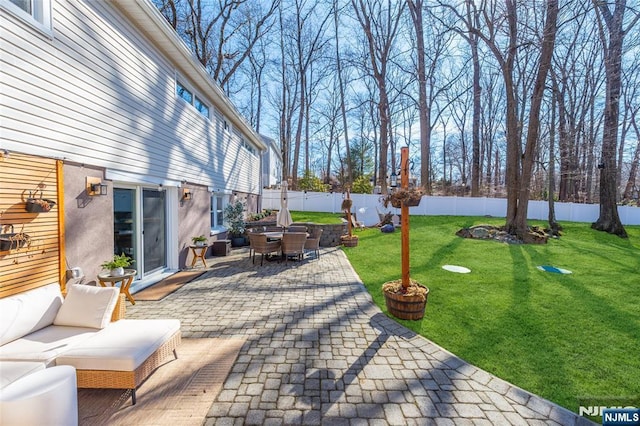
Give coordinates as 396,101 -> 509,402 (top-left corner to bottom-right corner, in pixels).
0,326 -> 98,366
0,361 -> 46,388
56,319 -> 180,371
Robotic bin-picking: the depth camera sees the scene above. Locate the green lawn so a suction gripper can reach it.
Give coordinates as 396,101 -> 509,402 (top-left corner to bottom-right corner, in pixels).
292,212 -> 640,412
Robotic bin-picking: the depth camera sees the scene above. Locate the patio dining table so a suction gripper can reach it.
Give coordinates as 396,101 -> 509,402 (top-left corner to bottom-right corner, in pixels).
261,231 -> 284,241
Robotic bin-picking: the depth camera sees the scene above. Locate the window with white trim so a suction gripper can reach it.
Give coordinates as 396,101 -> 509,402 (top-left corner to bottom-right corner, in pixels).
176,80 -> 210,119
241,138 -> 256,156
195,96 -> 209,117
1,0 -> 52,33
176,81 -> 192,104
210,193 -> 228,231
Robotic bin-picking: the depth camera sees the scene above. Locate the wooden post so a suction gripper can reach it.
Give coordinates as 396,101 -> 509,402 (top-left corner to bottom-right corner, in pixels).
400,147 -> 410,290
345,190 -> 353,237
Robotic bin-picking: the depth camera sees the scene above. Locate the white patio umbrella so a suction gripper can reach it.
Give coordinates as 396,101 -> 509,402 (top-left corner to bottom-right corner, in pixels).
277,181 -> 293,228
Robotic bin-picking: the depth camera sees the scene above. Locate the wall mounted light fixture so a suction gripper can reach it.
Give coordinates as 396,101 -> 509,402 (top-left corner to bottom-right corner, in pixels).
86,176 -> 108,196
182,188 -> 192,201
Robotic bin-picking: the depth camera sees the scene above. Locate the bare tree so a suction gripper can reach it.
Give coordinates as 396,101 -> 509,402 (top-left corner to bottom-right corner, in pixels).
621,56 -> 640,201
351,0 -> 405,194
514,0 -> 559,236
289,0 -> 332,187
591,0 -> 639,237
407,0 -> 430,192
333,0 -> 353,185
457,1 -> 557,238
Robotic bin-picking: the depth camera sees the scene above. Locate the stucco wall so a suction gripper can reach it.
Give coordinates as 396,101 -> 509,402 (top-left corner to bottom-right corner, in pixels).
177,185 -> 212,268
63,163 -> 113,285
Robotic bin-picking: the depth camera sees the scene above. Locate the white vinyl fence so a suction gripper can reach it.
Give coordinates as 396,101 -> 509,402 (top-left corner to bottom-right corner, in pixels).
261,189 -> 640,226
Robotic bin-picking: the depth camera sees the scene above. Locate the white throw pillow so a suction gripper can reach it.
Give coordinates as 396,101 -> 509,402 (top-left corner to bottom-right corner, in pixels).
53,285 -> 120,329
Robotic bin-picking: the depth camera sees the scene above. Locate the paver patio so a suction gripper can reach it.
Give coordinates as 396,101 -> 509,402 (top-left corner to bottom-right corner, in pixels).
126,247 -> 594,425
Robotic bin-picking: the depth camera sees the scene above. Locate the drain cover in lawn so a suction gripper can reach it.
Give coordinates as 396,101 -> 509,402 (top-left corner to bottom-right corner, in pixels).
537,265 -> 572,274
442,265 -> 471,274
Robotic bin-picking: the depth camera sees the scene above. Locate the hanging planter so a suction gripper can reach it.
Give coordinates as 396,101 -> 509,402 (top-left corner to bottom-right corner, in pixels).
382,188 -> 423,209
0,233 -> 31,252
25,190 -> 56,213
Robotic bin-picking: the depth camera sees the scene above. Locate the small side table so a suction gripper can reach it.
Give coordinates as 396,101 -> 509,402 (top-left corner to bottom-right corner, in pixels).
97,269 -> 137,304
189,245 -> 208,268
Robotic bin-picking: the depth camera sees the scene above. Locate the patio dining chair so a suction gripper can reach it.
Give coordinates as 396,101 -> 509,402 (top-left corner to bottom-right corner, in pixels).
280,232 -> 307,263
304,228 -> 323,259
248,233 -> 281,266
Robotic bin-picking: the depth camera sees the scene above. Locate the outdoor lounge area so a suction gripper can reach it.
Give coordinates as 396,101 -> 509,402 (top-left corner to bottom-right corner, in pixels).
3,215 -> 636,424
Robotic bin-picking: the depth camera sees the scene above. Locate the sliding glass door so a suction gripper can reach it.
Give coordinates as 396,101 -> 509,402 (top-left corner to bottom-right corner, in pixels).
142,189 -> 166,274
112,187 -> 167,277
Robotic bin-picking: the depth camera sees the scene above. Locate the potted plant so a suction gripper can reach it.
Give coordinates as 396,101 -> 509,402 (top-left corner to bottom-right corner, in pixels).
192,235 -> 208,247
101,253 -> 134,277
224,200 -> 246,247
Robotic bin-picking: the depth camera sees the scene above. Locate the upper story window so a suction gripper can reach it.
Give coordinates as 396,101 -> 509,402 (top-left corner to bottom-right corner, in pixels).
176,79 -> 210,119
241,138 -> 256,156
1,0 -> 53,33
195,96 -> 209,117
176,81 -> 193,104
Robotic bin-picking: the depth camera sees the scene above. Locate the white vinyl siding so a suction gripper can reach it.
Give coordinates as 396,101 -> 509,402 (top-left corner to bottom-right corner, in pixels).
0,1 -> 260,195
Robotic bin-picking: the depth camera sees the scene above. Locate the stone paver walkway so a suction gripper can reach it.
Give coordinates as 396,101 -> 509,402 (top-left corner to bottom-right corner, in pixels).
127,248 -> 593,425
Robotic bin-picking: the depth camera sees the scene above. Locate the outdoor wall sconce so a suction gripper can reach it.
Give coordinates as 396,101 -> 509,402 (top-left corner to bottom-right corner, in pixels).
182,188 -> 192,201
86,176 -> 108,196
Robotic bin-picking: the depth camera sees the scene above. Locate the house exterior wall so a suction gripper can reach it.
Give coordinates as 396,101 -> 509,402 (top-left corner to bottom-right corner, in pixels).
1,1 -> 262,193
63,163 -> 113,286
177,185 -> 212,267
1,0 -> 265,286
261,136 -> 282,189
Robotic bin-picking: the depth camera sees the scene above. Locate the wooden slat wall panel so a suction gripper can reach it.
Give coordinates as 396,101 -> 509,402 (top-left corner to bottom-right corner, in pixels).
0,152 -> 61,297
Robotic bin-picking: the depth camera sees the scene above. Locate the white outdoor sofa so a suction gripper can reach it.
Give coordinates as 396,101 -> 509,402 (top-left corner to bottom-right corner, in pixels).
0,282 -> 181,423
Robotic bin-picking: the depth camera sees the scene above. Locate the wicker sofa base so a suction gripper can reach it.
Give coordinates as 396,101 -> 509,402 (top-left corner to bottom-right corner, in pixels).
75,330 -> 181,404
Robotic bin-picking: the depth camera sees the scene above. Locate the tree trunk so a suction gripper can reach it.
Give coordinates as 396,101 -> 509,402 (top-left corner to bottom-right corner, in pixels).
623,116 -> 640,200
407,0 -> 430,193
470,30 -> 481,197
514,0 -> 559,237
591,0 -> 629,238
334,0 -> 352,186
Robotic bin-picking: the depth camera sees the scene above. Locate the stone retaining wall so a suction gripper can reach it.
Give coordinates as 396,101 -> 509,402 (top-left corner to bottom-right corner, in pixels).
245,221 -> 347,247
